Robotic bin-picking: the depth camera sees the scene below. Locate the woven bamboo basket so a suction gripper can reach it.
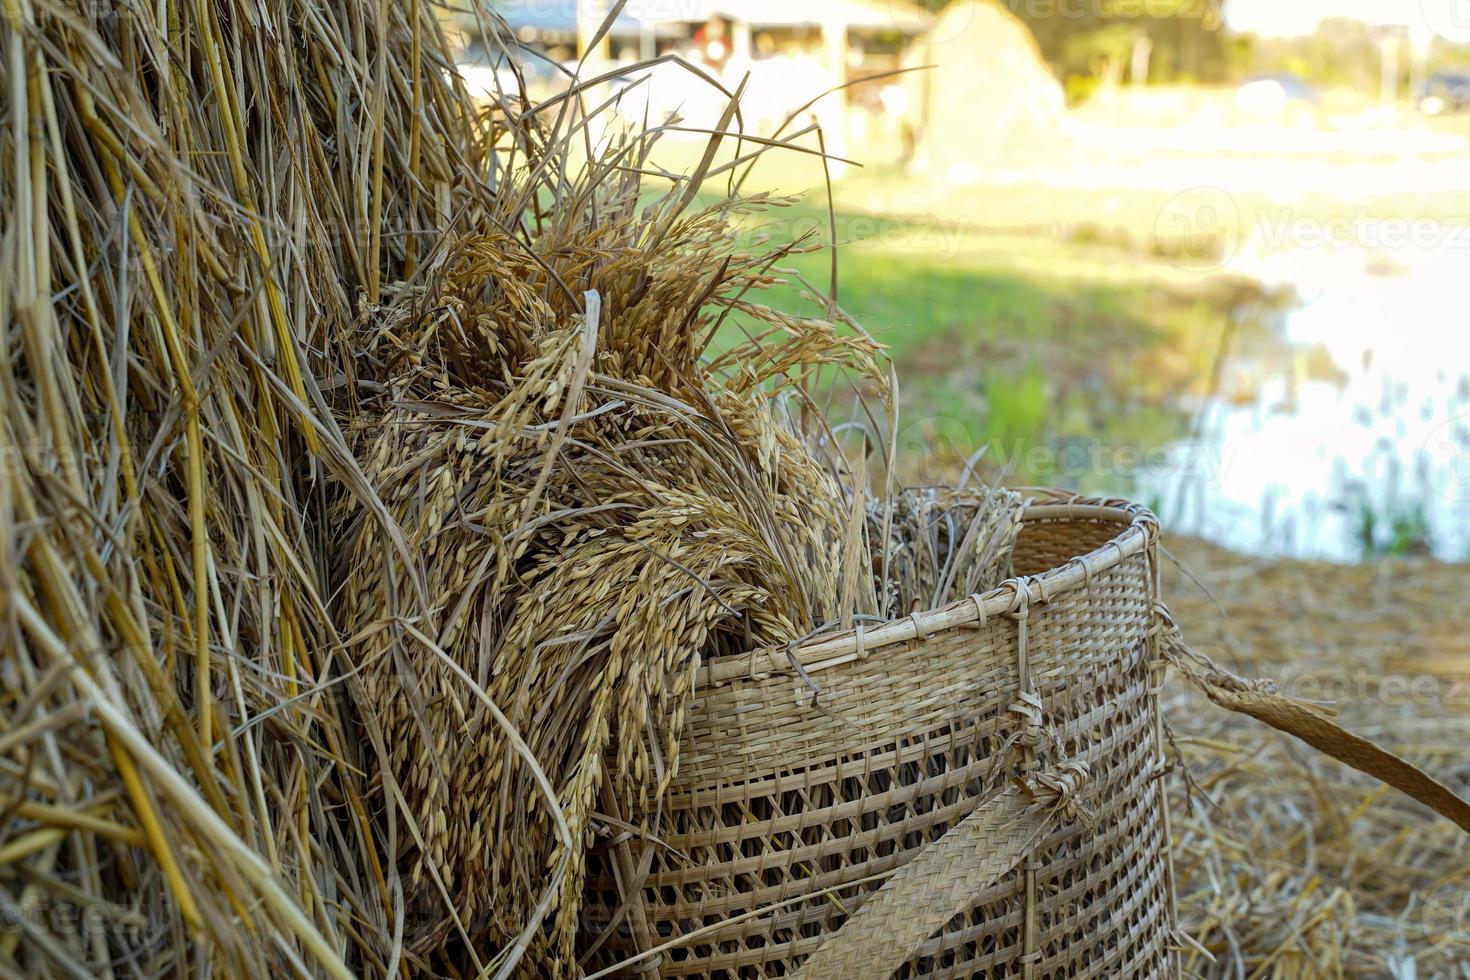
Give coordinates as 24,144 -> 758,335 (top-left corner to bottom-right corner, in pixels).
584,491 -> 1180,978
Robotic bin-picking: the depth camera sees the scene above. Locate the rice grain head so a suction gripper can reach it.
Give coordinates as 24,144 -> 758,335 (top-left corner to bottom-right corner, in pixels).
340,118 -> 891,972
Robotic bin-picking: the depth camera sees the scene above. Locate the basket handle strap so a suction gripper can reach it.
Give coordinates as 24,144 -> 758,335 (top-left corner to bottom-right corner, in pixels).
793,765 -> 1090,980
1161,619 -> 1470,834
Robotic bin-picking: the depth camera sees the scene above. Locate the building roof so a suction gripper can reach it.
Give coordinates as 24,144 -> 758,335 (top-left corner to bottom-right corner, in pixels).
492,0 -> 933,36
492,3 -> 677,39
695,0 -> 932,32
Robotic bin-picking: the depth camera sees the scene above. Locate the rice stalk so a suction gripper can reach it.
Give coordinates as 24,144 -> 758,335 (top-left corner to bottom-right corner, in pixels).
0,0 -> 500,973
338,100 -> 896,970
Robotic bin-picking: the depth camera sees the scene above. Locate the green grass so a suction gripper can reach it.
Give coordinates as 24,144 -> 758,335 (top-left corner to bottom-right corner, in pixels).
1352,494 -> 1435,559
717,197 -> 1290,489
644,133 -> 1306,490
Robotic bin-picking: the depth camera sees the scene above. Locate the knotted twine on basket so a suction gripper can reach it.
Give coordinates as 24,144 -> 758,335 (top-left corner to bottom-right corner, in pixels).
793,578 -> 1100,980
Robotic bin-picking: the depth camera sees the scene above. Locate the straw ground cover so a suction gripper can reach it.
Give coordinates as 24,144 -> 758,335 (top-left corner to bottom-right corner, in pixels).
1166,537 -> 1470,977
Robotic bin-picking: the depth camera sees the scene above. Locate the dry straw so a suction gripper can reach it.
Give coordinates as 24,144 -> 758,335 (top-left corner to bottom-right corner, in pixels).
1163,539 -> 1470,978
0,0 -> 904,974
0,0 -> 509,974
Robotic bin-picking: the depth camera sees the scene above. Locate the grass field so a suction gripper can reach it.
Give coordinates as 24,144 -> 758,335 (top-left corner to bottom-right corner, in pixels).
713,192 -> 1291,489
665,112 -> 1467,497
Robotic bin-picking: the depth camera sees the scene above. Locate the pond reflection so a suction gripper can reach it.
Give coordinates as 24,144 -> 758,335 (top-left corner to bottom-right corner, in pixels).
1147,236 -> 1470,561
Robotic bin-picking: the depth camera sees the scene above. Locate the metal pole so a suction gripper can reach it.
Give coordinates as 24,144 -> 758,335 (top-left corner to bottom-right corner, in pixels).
1379,35 -> 1401,105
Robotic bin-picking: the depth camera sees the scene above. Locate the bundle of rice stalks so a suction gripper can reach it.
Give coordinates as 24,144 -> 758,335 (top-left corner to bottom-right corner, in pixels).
0,0 -> 500,974
873,485 -> 1027,618
337,109 -> 899,970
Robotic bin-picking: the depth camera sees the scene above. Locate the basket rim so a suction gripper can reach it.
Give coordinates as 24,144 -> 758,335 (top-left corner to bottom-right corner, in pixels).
696,489 -> 1159,690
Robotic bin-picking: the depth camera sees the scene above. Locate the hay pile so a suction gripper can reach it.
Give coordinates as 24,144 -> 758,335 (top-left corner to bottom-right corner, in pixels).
0,0 -> 507,974
903,0 -> 1066,182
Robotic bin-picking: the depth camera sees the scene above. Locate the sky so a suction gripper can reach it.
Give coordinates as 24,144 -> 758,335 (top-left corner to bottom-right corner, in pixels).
1225,0 -> 1433,37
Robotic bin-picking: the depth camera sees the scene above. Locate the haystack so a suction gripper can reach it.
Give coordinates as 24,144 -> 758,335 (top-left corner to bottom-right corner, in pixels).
904,0 -> 1066,181
0,0 -> 504,974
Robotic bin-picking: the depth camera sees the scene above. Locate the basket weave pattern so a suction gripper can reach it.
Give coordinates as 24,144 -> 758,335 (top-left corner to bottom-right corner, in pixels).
587,494 -> 1179,978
